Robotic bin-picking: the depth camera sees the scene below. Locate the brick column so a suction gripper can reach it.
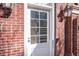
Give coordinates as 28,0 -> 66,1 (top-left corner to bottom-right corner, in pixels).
77,16 -> 79,55
65,17 -> 72,55
72,14 -> 77,56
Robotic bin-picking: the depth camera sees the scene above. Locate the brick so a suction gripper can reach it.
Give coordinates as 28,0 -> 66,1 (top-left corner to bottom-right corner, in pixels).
56,3 -> 65,56
55,3 -> 79,56
0,3 -> 24,56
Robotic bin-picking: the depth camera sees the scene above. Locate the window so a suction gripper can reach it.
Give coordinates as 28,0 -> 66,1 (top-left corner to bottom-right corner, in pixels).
31,11 -> 39,19
31,10 -> 48,44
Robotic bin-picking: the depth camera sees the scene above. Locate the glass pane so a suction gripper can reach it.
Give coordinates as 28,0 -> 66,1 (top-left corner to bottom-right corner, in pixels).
31,36 -> 35,44
31,20 -> 39,27
40,28 -> 47,35
40,20 -> 47,27
31,11 -> 39,19
31,28 -> 39,35
40,36 -> 47,43
31,36 -> 39,44
40,12 -> 47,19
36,36 -> 39,43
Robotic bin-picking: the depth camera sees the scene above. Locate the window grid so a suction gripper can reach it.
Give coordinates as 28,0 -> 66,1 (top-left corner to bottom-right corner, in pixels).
31,10 -> 48,44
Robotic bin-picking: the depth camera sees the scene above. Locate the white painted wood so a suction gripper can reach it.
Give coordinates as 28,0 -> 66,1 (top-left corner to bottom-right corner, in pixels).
49,4 -> 55,56
72,10 -> 79,14
27,3 -> 52,10
24,3 -> 54,56
26,9 -> 31,56
28,9 -> 50,56
24,4 -> 31,56
24,3 -> 27,56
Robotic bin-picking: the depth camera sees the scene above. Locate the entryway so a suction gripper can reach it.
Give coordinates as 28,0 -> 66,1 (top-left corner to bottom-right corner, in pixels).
27,9 -> 50,56
24,3 -> 54,56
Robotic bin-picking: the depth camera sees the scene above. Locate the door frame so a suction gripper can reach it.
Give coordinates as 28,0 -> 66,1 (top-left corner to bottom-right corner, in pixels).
24,3 -> 55,56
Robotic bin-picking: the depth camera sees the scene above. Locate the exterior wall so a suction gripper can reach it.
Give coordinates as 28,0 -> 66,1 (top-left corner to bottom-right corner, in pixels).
0,3 -> 24,56
65,17 -> 72,55
56,3 -> 66,56
77,16 -> 79,55
56,3 -> 79,56
72,14 -> 78,55
72,14 -> 79,55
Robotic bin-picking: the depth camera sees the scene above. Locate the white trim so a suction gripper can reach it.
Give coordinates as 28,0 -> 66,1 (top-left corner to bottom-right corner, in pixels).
24,3 -> 27,56
49,4 -> 55,56
27,3 -> 52,11
72,5 -> 79,14
24,4 -> 30,56
72,10 -> 79,14
24,3 -> 54,56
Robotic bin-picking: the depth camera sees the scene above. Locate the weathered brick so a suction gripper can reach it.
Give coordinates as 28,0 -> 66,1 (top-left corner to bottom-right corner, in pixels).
0,3 -> 24,56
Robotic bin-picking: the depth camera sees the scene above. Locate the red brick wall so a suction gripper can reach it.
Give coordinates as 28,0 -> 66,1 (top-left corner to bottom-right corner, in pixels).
56,3 -> 79,56
77,16 -> 79,55
72,14 -> 79,56
72,14 -> 78,55
65,17 -> 72,55
56,3 -> 66,56
0,3 -> 24,56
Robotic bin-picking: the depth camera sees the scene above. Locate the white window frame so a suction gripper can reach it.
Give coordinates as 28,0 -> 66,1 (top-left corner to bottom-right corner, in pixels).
30,9 -> 48,44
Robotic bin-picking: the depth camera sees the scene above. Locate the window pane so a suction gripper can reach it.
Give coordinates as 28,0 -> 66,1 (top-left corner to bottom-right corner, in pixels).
31,11 -> 39,19
31,28 -> 39,35
31,20 -> 39,27
40,20 -> 47,27
36,36 -> 39,43
31,36 -> 39,44
40,28 -> 47,35
31,36 -> 35,44
40,36 -> 47,43
40,12 -> 47,19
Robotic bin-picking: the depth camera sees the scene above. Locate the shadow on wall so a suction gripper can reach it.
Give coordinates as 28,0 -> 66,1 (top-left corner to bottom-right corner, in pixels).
55,38 -> 60,56
72,18 -> 77,56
